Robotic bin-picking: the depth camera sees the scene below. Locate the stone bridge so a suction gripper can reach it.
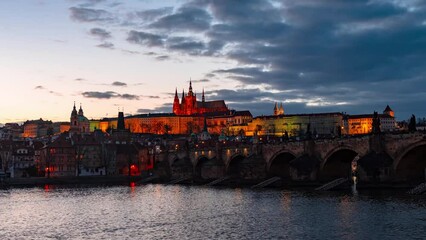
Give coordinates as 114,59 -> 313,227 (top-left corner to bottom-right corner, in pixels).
160,133 -> 426,183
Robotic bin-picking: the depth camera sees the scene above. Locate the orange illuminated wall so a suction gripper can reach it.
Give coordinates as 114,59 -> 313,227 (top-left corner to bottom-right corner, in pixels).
347,117 -> 373,135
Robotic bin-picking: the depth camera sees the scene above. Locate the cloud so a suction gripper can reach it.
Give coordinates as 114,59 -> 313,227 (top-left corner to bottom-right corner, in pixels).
127,30 -> 164,47
141,95 -> 160,99
69,7 -> 113,22
135,7 -> 173,21
96,42 -> 114,49
74,78 -> 86,82
70,0 -> 426,119
149,6 -> 212,32
156,55 -> 169,61
35,85 -> 62,96
137,104 -> 172,114
112,81 -> 127,87
191,79 -> 210,83
89,28 -> 111,39
82,91 -> 139,100
121,49 -> 140,55
120,94 -> 139,100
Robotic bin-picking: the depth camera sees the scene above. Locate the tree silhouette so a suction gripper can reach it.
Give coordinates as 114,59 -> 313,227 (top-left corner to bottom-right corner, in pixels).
408,114 -> 417,132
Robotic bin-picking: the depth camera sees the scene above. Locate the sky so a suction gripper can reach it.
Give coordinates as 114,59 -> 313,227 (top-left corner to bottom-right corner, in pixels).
0,0 -> 425,124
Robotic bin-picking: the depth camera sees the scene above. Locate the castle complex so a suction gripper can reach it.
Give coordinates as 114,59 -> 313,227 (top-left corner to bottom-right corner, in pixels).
11,82 -> 399,139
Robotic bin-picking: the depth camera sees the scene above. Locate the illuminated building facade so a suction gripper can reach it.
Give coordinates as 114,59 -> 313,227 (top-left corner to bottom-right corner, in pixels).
90,82 -> 251,135
230,112 -> 344,137
345,105 -> 396,135
173,81 -> 229,115
23,119 -> 52,138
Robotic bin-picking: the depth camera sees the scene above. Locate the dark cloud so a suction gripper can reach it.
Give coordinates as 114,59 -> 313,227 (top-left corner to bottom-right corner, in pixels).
89,28 -> 111,39
137,104 -> 172,114
127,30 -> 164,47
136,7 -> 173,21
149,6 -> 211,32
141,95 -> 160,99
120,94 -> 139,100
191,79 -> 209,83
71,0 -> 426,119
74,78 -> 86,82
96,42 -> 114,49
112,81 -> 127,87
82,91 -> 139,100
166,37 -> 205,55
34,86 -> 45,90
69,7 -> 113,22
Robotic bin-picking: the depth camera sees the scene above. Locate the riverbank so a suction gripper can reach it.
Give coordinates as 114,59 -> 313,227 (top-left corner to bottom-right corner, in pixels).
2,176 -> 147,188
1,175 -> 421,192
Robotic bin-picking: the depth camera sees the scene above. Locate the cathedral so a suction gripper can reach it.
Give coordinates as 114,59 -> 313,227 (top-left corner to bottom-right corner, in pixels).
273,102 -> 284,116
69,103 -> 90,135
173,81 -> 229,115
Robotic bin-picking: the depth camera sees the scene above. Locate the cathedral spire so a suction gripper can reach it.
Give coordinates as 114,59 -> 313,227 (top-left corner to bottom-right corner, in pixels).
71,101 -> 78,117
202,88 -> 205,102
181,89 -> 185,103
188,78 -> 193,97
78,103 -> 84,116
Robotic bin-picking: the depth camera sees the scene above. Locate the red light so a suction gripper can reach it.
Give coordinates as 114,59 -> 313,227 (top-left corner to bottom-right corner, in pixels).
129,182 -> 135,188
130,165 -> 136,169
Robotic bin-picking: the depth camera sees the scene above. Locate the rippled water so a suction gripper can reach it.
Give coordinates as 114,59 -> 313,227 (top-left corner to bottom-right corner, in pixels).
0,185 -> 425,240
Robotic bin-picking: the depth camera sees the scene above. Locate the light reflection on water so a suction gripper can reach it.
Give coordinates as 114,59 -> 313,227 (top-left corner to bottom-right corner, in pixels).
0,185 -> 425,239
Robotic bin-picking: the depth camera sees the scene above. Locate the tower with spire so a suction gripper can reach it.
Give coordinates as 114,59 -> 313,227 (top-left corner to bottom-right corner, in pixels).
273,102 -> 285,116
69,102 -> 90,135
172,80 -> 229,116
173,88 -> 180,114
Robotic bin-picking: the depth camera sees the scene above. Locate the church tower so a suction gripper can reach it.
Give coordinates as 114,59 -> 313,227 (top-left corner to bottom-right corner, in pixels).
78,104 -> 84,116
70,102 -> 79,134
273,102 -> 278,116
69,102 -> 90,135
202,88 -> 205,102
279,102 -> 284,115
173,88 -> 180,115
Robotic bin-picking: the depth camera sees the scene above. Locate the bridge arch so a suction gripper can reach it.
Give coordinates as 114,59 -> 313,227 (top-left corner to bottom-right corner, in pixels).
194,155 -> 210,168
168,153 -> 179,166
393,140 -> 426,182
320,146 -> 359,181
226,154 -> 246,177
267,151 -> 297,179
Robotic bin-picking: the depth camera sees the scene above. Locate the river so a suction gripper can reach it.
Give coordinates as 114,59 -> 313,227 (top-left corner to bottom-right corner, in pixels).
0,184 -> 425,239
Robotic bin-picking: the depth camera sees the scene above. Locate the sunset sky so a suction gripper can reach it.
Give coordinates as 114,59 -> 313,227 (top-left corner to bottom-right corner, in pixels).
1,0 -> 425,124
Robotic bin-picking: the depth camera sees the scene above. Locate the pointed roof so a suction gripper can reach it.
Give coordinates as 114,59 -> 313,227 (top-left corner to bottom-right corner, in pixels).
274,102 -> 278,111
181,89 -> 186,103
78,103 -> 84,116
71,102 -> 78,117
384,105 -> 393,112
202,88 -> 205,102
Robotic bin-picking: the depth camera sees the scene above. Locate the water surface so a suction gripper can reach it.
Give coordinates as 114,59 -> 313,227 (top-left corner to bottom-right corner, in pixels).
0,185 -> 425,239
